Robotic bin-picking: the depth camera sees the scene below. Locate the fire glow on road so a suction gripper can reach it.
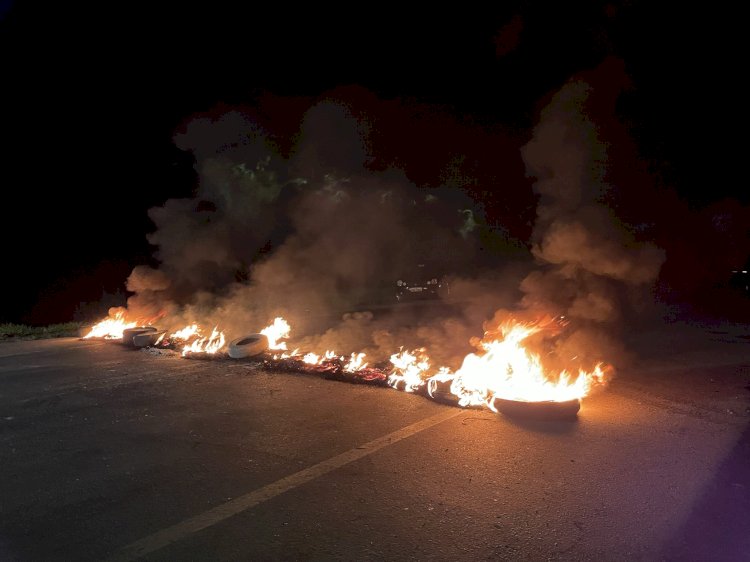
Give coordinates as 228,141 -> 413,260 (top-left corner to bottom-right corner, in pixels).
106,408 -> 463,562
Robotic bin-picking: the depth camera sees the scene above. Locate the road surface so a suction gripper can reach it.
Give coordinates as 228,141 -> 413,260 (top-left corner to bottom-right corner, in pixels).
0,321 -> 748,561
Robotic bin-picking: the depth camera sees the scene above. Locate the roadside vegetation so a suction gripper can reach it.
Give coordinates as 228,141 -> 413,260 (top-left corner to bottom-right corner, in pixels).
0,322 -> 83,340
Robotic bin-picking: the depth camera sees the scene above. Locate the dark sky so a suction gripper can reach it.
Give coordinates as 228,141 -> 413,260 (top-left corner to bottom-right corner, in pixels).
0,2 -> 746,324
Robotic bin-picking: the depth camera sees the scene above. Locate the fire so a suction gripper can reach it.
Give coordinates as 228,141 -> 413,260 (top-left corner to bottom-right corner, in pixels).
343,352 -> 368,372
388,349 -> 430,393
302,350 -> 336,365
253,316 -> 605,404
388,320 -> 606,405
83,311 -> 137,339
261,317 -> 291,350
274,348 -> 300,360
181,327 -> 226,356
302,352 -> 321,364
170,324 -> 201,341
448,322 -> 604,405
160,313 -> 606,407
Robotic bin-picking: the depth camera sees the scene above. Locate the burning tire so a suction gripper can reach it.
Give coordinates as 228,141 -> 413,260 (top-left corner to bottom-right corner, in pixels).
491,397 -> 581,420
228,334 -> 269,359
122,327 -> 157,346
132,330 -> 167,348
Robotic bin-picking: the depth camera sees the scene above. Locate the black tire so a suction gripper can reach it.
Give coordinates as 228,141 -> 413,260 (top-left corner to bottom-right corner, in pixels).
122,326 -> 157,346
228,334 -> 269,359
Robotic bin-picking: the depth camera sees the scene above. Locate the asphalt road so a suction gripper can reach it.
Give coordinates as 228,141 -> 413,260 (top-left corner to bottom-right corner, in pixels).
0,322 -> 748,561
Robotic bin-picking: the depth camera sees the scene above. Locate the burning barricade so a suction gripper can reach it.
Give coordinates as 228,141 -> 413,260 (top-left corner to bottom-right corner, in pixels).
82,312 -> 608,419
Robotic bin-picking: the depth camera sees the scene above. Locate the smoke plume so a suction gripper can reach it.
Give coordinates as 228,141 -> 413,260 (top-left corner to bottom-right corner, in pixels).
116,73 -> 664,373
515,76 -> 665,371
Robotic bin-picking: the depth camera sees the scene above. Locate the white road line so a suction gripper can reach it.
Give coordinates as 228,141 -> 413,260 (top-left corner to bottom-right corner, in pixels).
107,407 -> 462,561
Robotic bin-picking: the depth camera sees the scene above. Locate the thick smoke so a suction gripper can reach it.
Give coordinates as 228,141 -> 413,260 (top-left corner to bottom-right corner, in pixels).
122,97 -> 505,363
118,74 -> 664,374
515,77 -> 665,371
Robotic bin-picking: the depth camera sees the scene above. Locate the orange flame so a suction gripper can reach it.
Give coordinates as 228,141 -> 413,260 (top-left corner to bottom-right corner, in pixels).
343,352 -> 368,372
181,327 -> 226,356
302,350 -> 336,365
261,317 -> 291,350
447,322 -> 605,405
387,320 -> 607,404
83,311 -> 137,339
388,348 -> 430,392
170,324 -> 201,341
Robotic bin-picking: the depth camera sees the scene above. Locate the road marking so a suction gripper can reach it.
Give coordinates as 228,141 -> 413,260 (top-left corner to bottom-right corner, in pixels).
108,407 -> 462,561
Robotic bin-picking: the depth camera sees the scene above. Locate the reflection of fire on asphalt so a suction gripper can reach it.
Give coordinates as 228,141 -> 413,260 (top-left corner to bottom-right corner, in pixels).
83,314 -> 609,416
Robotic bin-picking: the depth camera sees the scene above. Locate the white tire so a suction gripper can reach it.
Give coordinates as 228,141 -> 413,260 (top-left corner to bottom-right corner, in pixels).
122,326 -> 157,346
228,334 -> 269,359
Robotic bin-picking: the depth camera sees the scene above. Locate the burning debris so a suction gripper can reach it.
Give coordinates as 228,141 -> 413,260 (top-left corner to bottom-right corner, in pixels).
180,327 -> 226,357
83,317 -> 228,358
83,313 -> 609,418
82,311 -> 137,340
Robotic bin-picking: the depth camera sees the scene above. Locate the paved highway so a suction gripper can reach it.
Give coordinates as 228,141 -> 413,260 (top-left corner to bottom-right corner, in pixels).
0,322 -> 748,561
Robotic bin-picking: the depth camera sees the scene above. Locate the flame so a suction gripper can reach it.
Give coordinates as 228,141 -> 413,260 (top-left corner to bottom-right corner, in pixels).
181,327 -> 226,356
274,348 -> 300,360
302,352 -> 321,364
448,321 -> 604,404
170,324 -> 201,341
156,313 -> 606,406
83,311 -> 137,339
343,352 -> 368,372
388,348 -> 430,392
261,317 -> 291,350
254,316 -> 605,403
302,350 -> 337,365
386,320 -> 607,404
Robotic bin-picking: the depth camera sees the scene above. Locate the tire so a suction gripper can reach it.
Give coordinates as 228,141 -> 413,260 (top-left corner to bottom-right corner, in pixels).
491,397 -> 580,420
122,326 -> 157,346
228,334 -> 269,359
132,330 -> 167,348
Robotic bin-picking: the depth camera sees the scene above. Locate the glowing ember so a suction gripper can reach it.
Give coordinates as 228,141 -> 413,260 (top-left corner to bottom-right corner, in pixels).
181,327 -> 226,356
261,317 -> 291,350
83,311 -> 137,340
170,324 -> 201,341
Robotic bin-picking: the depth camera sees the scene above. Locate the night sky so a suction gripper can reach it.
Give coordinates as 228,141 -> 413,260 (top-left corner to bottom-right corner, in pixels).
1,2 -> 746,324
